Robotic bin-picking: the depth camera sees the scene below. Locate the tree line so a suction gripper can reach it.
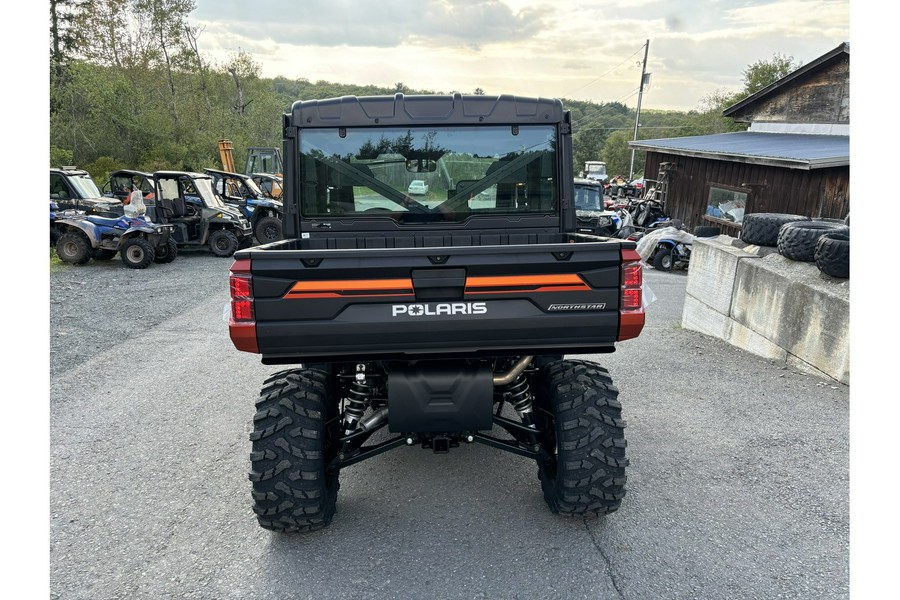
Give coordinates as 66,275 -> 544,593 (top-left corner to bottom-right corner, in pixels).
50,0 -> 799,184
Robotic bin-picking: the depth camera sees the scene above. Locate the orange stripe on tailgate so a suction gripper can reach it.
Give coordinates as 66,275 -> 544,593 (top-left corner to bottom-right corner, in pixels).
285,278 -> 415,299
465,274 -> 590,293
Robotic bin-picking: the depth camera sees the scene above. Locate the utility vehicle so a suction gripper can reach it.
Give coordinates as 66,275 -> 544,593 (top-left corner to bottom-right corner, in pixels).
227,93 -> 646,532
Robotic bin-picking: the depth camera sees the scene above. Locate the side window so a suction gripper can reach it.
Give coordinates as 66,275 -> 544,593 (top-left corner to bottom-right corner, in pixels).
50,174 -> 70,199
182,178 -> 198,196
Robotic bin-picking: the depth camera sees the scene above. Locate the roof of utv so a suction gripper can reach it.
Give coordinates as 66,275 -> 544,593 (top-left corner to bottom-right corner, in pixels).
287,93 -> 566,128
204,168 -> 251,179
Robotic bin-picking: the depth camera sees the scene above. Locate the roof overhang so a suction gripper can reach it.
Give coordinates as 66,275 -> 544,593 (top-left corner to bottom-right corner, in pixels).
629,132 -> 849,171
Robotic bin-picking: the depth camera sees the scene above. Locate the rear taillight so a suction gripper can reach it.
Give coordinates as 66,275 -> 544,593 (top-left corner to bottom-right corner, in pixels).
229,258 -> 258,353
618,249 -> 645,341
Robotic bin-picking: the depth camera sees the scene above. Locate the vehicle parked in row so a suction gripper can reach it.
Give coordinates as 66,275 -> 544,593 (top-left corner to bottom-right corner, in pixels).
54,210 -> 177,269
148,171 -> 253,257
204,168 -> 284,243
50,167 -> 124,217
582,160 -> 609,184
102,170 -> 156,204
250,173 -> 283,199
573,177 -> 622,237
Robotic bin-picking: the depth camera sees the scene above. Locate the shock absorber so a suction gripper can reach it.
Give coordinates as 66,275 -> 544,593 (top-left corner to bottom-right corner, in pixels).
343,364 -> 375,433
506,372 -> 534,421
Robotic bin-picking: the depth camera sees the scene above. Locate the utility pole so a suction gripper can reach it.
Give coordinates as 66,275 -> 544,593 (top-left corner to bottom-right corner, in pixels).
629,39 -> 650,180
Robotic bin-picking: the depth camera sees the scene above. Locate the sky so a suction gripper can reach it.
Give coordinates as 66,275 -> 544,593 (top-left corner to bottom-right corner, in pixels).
190,0 -> 850,112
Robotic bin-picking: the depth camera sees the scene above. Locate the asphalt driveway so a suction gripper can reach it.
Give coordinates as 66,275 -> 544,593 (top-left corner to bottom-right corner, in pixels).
49,254 -> 849,599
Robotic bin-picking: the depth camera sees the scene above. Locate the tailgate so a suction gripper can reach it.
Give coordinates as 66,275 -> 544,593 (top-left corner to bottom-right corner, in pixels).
229,241 -> 643,362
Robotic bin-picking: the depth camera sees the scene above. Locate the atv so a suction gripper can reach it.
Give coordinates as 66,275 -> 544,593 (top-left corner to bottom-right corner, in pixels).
204,168 -> 284,243
53,211 -> 177,269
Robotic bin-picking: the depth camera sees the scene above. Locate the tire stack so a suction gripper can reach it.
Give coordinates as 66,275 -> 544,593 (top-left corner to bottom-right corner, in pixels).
739,213 -> 850,279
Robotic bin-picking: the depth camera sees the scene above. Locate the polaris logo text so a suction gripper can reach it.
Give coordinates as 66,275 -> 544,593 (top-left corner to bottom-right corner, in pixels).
392,302 -> 488,317
547,303 -> 607,311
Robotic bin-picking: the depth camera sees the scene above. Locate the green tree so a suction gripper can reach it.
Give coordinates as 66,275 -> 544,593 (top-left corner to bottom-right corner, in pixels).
742,52 -> 801,96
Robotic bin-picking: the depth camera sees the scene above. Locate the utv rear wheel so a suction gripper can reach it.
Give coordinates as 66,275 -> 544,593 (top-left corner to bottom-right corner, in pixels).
249,368 -> 341,532
254,216 -> 283,243
534,360 -> 628,516
56,232 -> 92,265
120,237 -> 155,269
209,229 -> 239,257
153,238 -> 178,264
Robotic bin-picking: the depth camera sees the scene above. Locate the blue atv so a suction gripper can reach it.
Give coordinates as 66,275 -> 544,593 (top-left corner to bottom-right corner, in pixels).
53,212 -> 177,269
204,168 -> 284,243
50,201 -> 63,247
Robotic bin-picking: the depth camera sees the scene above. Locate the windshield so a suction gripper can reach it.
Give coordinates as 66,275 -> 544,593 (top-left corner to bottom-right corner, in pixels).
70,173 -> 103,199
191,177 -> 225,207
586,163 -> 607,177
157,175 -> 225,208
243,177 -> 264,198
574,185 -> 603,210
299,125 -> 557,223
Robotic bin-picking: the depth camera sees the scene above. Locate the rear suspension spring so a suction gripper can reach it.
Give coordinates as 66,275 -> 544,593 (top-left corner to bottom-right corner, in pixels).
506,373 -> 534,418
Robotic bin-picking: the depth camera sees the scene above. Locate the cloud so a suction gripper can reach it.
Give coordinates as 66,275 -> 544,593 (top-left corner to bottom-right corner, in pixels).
193,0 -> 546,49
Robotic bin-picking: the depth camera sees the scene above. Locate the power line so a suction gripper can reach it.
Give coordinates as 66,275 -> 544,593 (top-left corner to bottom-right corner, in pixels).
571,86 -> 641,131
564,42 -> 647,98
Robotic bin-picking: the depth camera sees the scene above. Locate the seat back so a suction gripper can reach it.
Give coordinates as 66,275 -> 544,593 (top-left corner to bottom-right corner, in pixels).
172,197 -> 187,217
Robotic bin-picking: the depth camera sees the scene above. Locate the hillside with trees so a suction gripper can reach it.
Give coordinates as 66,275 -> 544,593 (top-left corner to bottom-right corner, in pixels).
49,0 -> 799,184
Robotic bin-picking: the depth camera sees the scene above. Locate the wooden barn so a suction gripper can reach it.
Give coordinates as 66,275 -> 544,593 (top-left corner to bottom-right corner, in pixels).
629,42 -> 849,236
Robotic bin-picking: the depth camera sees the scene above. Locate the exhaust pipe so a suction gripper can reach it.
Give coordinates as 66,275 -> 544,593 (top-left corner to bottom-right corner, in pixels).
492,356 -> 533,386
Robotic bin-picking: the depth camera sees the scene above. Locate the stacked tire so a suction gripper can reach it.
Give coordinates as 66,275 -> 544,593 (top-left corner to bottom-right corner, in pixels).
740,213 -> 810,246
814,232 -> 850,278
739,213 -> 849,278
773,219 -> 849,279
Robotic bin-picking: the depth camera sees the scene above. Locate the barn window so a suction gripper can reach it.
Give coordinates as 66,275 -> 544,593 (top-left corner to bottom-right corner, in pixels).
706,185 -> 748,224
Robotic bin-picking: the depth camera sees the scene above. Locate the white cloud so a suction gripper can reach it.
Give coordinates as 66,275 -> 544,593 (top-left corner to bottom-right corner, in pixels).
190,0 -> 850,111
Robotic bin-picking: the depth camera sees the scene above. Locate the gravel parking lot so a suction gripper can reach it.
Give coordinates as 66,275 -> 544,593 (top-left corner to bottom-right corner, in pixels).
49,251 -> 849,599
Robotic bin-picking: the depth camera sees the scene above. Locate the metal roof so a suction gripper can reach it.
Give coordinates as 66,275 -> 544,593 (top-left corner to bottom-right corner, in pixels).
628,131 -> 849,170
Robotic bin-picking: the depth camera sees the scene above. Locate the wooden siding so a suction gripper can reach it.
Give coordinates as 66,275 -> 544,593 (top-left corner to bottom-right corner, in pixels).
728,57 -> 850,124
644,152 -> 850,233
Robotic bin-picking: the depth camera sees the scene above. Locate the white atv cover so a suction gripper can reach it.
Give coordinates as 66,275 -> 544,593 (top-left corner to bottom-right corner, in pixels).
635,226 -> 695,262
124,190 -> 147,218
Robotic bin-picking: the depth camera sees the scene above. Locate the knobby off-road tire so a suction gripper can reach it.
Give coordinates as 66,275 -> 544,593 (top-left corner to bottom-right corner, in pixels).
209,229 -> 239,257
120,237 -> 155,269
814,232 -> 849,278
534,359 -> 628,517
249,368 -> 341,533
254,216 -> 283,244
652,247 -> 673,271
56,232 -> 92,265
777,221 -> 849,262
740,213 -> 810,247
693,225 -> 720,238
50,227 -> 62,248
153,238 -> 178,264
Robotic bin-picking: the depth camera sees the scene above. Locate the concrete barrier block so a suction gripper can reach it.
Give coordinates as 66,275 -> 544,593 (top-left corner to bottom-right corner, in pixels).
682,294 -> 730,338
683,295 -> 788,361
732,254 -> 849,384
686,237 -> 759,316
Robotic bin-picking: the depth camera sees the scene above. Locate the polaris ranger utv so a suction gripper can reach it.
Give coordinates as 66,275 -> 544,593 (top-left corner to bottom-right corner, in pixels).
227,93 -> 645,532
